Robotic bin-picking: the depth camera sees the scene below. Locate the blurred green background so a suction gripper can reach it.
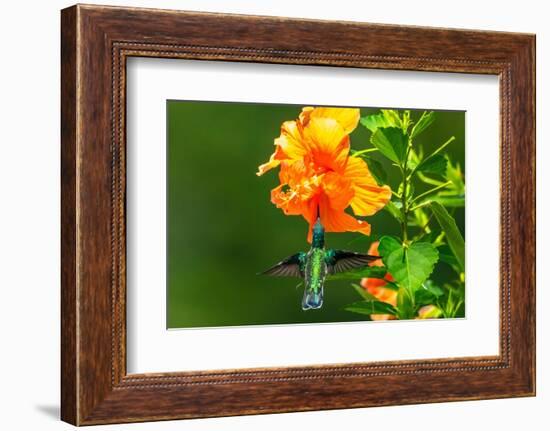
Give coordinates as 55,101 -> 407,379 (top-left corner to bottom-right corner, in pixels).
167,101 -> 465,329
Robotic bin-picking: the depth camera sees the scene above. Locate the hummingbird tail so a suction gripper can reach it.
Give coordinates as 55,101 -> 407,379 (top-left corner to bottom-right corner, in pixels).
302,287 -> 324,310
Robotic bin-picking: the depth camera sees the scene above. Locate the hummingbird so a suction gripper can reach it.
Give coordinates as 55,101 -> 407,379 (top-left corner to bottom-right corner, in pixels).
261,217 -> 379,310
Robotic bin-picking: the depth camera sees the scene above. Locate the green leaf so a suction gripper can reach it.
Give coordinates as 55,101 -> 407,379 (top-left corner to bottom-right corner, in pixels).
417,172 -> 445,186
424,280 -> 445,297
344,300 -> 397,316
360,114 -> 394,132
430,201 -> 465,272
407,158 -> 419,171
382,110 -> 404,130
406,148 -> 421,173
384,200 -> 404,222
379,237 -> 439,293
437,244 -> 460,267
415,280 -> 445,306
370,127 -> 408,164
410,111 -> 435,139
360,109 -> 414,136
416,154 -> 448,176
415,290 -> 434,307
378,236 -> 401,256
327,266 -> 386,281
363,157 -> 387,185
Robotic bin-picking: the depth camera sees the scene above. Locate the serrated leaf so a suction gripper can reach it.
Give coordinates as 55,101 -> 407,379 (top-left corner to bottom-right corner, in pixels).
410,111 -> 435,138
370,127 -> 408,164
378,236 -> 401,257
379,238 -> 439,293
416,154 -> 448,176
344,300 -> 397,316
382,110 -> 404,129
360,114 -> 394,132
430,201 -> 465,272
327,266 -> 387,281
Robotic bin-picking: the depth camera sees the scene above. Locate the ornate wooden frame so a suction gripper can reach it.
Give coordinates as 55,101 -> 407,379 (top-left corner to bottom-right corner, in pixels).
61,4 -> 536,425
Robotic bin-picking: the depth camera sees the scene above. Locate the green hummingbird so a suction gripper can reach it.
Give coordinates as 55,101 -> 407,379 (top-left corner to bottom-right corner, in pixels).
261,217 -> 378,310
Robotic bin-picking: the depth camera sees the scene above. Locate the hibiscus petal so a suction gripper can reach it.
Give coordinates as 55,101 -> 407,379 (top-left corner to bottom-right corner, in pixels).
298,107 -> 314,126
257,144 -> 287,175
361,277 -> 388,289
318,194 -> 371,237
367,240 -> 384,267
322,171 -> 354,211
307,107 -> 360,134
277,120 -> 309,159
302,118 -> 350,172
257,120 -> 309,176
344,157 -> 392,216
361,282 -> 398,306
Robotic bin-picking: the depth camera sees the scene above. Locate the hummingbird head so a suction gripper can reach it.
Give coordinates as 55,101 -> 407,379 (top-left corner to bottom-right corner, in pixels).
312,217 -> 325,248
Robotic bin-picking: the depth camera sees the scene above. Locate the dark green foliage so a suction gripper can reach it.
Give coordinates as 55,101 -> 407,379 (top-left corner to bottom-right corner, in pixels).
343,109 -> 466,320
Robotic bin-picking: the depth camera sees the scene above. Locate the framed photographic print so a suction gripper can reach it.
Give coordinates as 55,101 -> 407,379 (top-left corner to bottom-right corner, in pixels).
61,4 -> 536,425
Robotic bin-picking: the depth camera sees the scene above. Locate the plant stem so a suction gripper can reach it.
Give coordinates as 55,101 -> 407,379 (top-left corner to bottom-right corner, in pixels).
400,142 -> 412,244
352,148 -> 378,157
409,200 -> 432,212
416,171 -> 444,186
410,181 -> 452,206
432,136 -> 456,157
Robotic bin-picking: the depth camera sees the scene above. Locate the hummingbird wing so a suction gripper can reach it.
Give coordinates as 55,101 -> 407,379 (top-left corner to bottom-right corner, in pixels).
325,250 -> 379,274
260,253 -> 306,278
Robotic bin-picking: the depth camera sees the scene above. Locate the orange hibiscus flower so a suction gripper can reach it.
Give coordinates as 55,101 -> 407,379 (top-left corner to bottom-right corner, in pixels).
360,241 -> 397,321
257,107 -> 391,242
